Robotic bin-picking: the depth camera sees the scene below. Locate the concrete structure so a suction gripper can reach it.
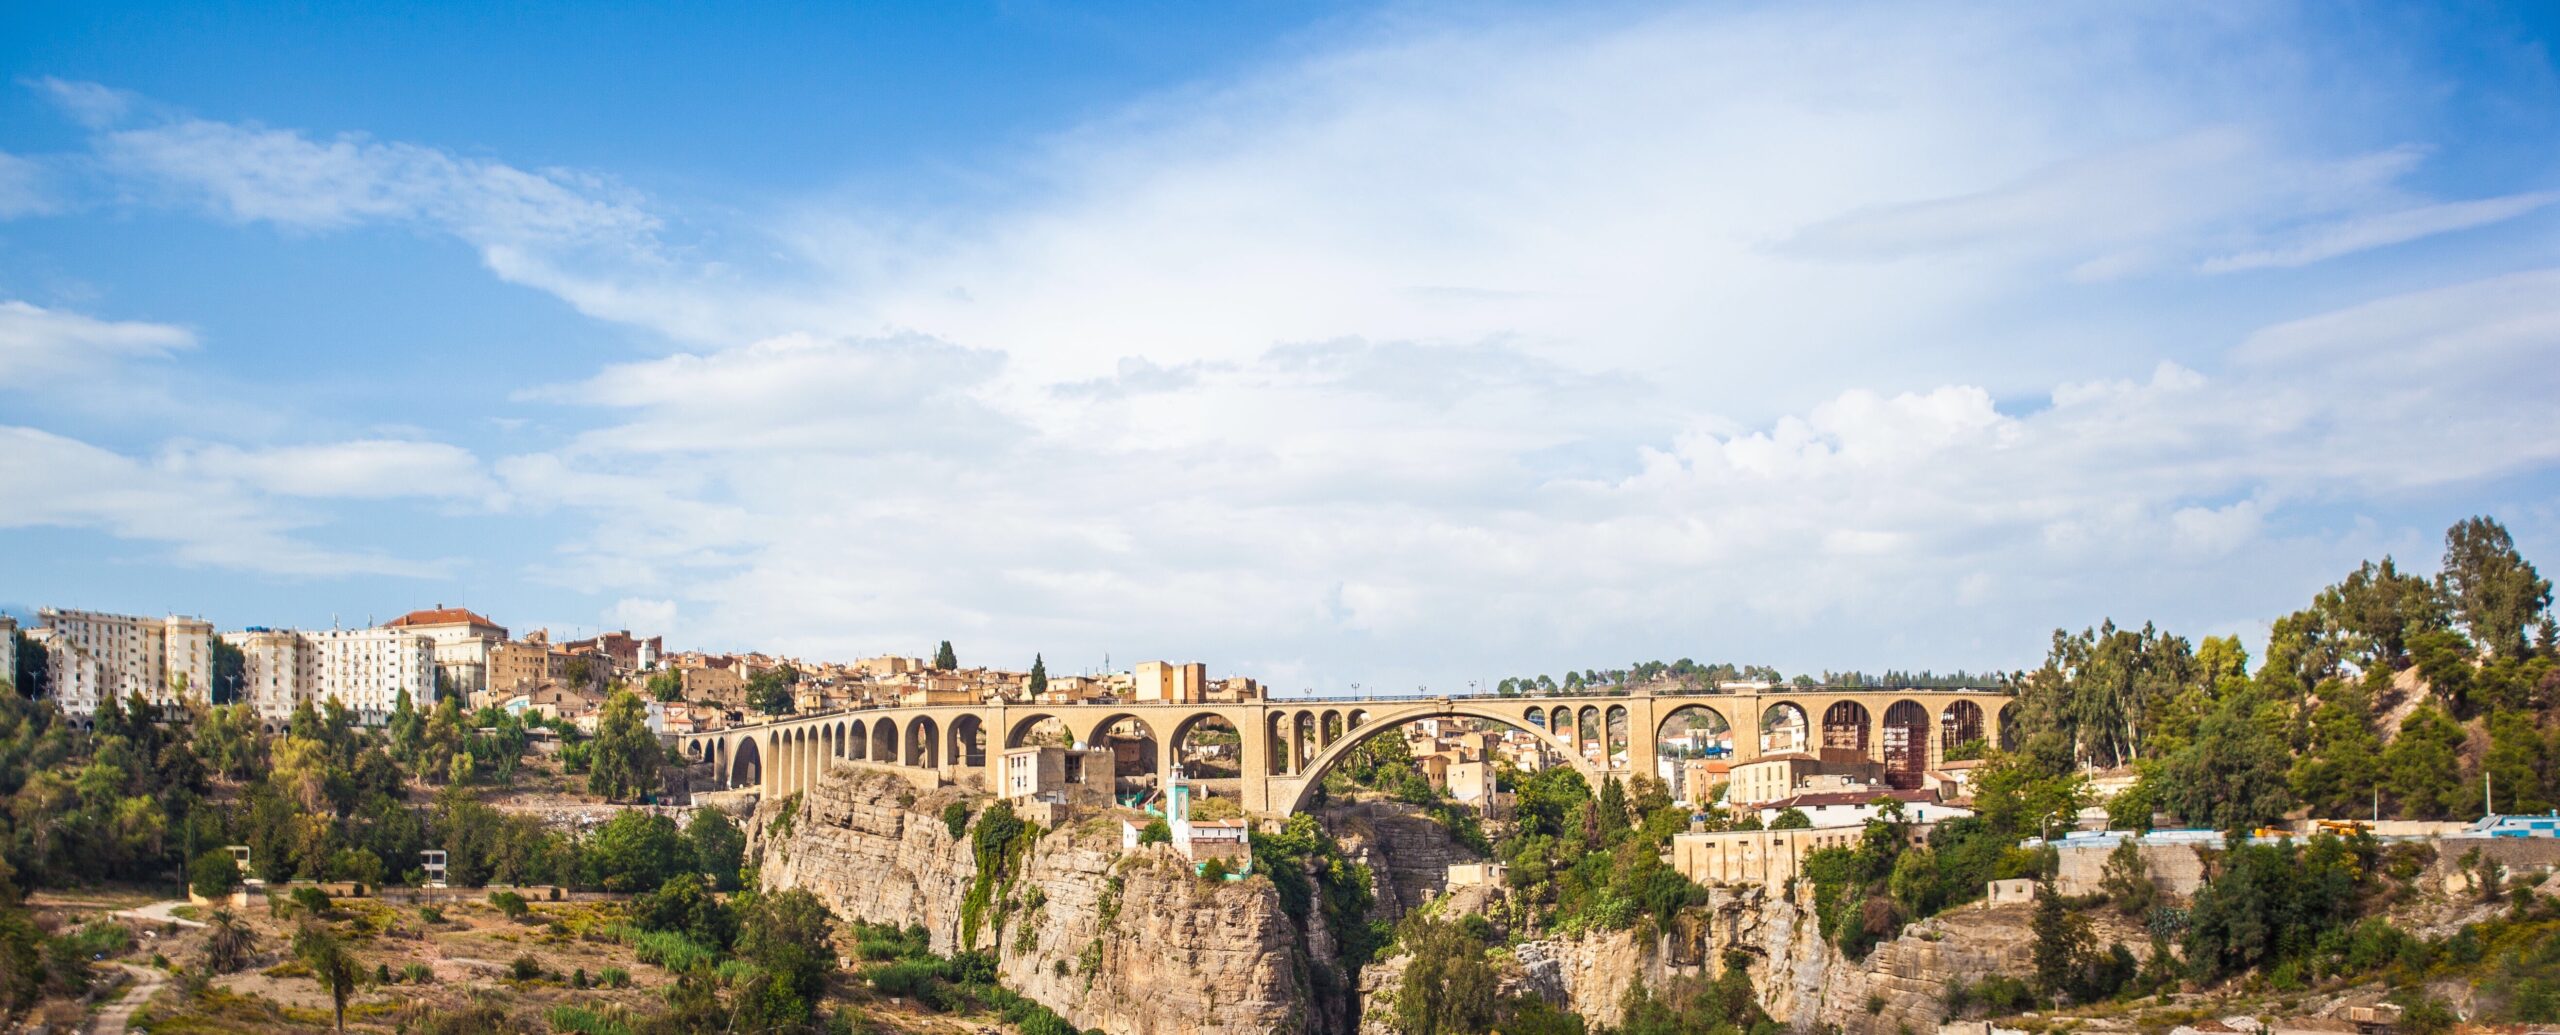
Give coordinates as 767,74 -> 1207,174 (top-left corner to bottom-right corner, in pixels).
1758,789 -> 1973,828
383,606 -> 506,698
2045,830 -> 2215,898
678,686 -> 2013,817
1670,826 -> 1870,892
1984,878 -> 2038,904
35,607 -> 215,717
308,627 -> 439,723
0,615 -> 14,695
221,628 -> 320,725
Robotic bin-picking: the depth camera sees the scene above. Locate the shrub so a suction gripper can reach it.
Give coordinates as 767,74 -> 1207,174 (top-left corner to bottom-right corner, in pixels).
573,966 -> 589,988
510,953 -> 544,981
418,905 -> 445,924
490,890 -> 531,920
597,966 -> 630,988
288,886 -> 333,918
943,801 -> 975,840
626,927 -> 717,972
1138,819 -> 1171,846
403,962 -> 434,984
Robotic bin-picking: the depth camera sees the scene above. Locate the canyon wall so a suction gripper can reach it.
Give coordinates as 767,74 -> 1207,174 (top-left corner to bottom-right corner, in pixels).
757,765 -> 1340,1035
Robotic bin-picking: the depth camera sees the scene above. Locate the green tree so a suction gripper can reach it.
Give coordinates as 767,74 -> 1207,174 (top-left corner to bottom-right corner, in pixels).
2157,688 -> 2294,832
2316,556 -> 2446,673
1769,807 -> 1812,830
585,810 -> 685,893
2385,704 -> 2468,819
2030,875 -> 2088,1003
685,808 -> 748,891
588,689 -> 662,802
2440,516 -> 2554,661
738,888 -> 837,1021
645,669 -> 683,702
293,922 -> 362,1033
934,641 -> 958,670
189,848 -> 242,900
1392,915 -> 1498,1035
2291,681 -> 2383,816
1028,654 -> 1047,696
747,665 -> 799,715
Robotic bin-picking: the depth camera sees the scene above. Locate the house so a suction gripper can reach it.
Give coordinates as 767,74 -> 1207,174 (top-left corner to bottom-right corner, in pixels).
1755,789 -> 1974,828
1002,745 -> 1113,808
1727,753 -> 1823,806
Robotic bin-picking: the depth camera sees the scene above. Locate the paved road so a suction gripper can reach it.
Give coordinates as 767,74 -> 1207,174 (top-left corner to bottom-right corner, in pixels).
113,899 -> 206,929
93,963 -> 164,1035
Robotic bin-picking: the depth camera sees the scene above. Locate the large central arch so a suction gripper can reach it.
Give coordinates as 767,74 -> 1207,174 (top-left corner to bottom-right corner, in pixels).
1271,702 -> 1607,815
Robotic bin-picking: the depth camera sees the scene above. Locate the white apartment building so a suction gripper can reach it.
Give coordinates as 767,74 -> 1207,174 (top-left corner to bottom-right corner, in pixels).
35,607 -> 215,718
308,627 -> 439,724
0,615 -> 16,694
383,607 -> 506,698
220,628 -> 321,727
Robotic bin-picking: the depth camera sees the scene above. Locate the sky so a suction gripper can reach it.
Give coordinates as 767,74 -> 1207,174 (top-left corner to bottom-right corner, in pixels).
2,1 -> 2557,694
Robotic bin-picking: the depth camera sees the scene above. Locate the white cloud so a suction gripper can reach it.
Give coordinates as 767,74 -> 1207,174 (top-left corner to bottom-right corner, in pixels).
0,153 -> 56,217
0,300 -> 194,383
165,440 -> 495,501
2200,192 -> 2559,272
0,426 -> 443,577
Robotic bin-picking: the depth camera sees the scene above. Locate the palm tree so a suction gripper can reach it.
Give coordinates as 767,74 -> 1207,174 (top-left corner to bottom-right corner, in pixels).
292,922 -> 360,1033
202,909 -> 256,974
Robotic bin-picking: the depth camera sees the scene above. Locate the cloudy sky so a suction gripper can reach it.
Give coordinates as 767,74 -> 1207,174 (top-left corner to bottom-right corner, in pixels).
3,2 -> 2557,693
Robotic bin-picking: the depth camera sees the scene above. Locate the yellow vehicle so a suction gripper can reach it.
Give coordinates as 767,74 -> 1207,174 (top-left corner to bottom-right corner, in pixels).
2314,819 -> 2373,836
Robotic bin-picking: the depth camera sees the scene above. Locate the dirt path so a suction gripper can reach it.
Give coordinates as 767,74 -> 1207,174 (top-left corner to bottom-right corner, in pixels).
93,963 -> 165,1035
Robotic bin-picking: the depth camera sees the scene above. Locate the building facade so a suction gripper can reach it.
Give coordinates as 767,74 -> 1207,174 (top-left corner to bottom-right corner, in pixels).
308,627 -> 439,723
220,628 -> 321,725
34,608 -> 215,716
383,607 -> 506,698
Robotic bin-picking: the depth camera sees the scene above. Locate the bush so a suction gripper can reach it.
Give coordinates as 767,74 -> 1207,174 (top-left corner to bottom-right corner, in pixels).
490,890 -> 531,921
1138,819 -> 1171,846
403,962 -> 434,984
288,886 -> 332,918
418,905 -> 445,924
510,953 -> 545,981
597,966 -> 629,989
626,927 -> 717,972
943,801 -> 974,839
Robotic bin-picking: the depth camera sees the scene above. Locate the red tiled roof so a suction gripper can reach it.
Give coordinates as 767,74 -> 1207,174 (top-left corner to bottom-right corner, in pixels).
386,607 -> 501,629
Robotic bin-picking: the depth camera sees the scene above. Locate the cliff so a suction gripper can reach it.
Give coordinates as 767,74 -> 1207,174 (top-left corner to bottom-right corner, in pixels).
755,766 -> 1329,1035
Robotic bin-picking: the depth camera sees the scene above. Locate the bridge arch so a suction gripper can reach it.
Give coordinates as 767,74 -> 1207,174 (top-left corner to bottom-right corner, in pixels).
1760,701 -> 1810,754
872,718 -> 898,763
1821,701 -> 1871,760
949,714 -> 987,768
730,734 -> 762,789
1939,700 -> 1984,757
1881,699 -> 1930,787
1170,710 -> 1243,780
905,716 -> 940,768
1273,702 -> 1607,816
1995,703 -> 2017,751
1006,713 -> 1067,750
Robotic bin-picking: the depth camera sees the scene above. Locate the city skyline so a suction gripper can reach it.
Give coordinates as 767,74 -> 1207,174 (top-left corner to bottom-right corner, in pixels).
5,3 -> 2559,693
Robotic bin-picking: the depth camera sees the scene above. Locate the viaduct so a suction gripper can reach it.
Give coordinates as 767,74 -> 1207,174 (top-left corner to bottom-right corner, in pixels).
677,688 -> 2013,817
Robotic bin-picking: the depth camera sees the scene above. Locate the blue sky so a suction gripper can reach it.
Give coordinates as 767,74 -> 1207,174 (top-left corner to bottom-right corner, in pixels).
2,2 -> 2557,692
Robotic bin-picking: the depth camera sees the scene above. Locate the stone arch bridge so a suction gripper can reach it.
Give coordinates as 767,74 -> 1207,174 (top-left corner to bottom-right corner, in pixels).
676,688 -> 2012,817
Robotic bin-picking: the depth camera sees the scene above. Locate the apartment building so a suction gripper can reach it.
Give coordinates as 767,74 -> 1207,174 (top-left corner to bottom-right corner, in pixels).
383,606 -> 506,697
308,627 -> 438,723
490,631 -> 572,693
35,607 -> 215,716
0,615 -> 15,694
221,628 -> 320,726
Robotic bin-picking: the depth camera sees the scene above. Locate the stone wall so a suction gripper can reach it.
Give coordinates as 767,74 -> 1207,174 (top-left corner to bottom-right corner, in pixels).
757,765 -> 1328,1034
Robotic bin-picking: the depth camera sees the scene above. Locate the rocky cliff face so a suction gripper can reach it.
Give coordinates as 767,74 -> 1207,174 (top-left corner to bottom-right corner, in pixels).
1390,885 -> 2063,1035
756,766 -> 1333,1035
